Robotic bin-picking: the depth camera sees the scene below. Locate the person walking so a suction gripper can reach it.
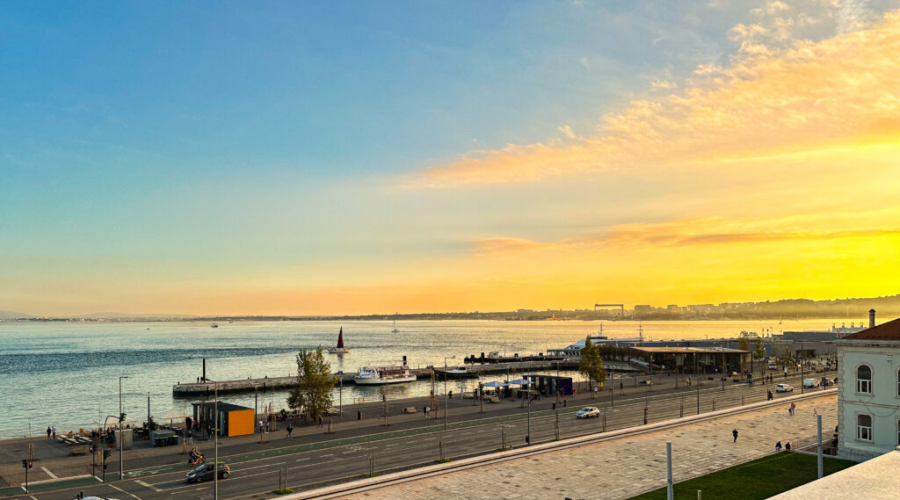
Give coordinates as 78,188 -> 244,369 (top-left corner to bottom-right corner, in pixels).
790,402 -> 796,416
775,441 -> 782,451
732,429 -> 739,443
767,389 -> 773,401
286,421 -> 293,439
46,426 -> 52,439
258,419 -> 264,434
52,426 -> 56,440
187,429 -> 193,446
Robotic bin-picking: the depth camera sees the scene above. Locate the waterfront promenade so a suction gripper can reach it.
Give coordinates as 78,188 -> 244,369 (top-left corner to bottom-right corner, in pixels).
0,371 -> 831,499
331,394 -> 838,500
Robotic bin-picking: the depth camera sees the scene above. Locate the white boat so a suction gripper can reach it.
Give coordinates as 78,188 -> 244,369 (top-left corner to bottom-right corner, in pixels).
211,323 -> 218,328
326,327 -> 349,354
354,357 -> 416,385
391,317 -> 399,334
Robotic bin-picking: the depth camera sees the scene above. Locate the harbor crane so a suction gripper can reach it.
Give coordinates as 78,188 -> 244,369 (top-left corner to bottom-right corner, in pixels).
594,304 -> 624,317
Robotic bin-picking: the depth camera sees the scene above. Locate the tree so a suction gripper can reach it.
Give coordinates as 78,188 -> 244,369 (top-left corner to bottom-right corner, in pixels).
288,348 -> 336,424
752,337 -> 766,362
579,337 -> 607,396
781,347 -> 794,366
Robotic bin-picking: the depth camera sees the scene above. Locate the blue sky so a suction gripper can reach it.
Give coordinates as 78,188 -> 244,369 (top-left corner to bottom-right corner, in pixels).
2,1 -> 899,315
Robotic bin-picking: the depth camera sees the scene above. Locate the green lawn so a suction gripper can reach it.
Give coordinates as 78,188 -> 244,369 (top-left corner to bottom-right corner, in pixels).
630,452 -> 856,500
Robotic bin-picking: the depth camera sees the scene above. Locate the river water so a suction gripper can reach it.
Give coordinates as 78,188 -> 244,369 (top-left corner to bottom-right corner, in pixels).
0,318 -> 852,439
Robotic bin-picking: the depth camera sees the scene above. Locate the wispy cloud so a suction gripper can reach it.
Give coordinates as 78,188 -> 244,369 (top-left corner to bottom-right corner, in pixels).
472,216 -> 900,255
402,9 -> 900,189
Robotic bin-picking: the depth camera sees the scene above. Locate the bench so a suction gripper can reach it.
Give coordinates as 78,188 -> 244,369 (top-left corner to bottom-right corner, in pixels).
402,407 -> 417,414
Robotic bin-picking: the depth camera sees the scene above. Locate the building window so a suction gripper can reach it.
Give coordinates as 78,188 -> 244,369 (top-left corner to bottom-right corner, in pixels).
857,414 -> 873,442
857,364 -> 872,394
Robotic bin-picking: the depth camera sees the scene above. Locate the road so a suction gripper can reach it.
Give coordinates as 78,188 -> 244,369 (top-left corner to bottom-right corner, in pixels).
3,374 -> 829,500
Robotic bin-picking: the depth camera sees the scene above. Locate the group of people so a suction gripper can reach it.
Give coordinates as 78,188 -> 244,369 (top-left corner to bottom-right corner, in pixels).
45,426 -> 57,440
775,441 -> 792,451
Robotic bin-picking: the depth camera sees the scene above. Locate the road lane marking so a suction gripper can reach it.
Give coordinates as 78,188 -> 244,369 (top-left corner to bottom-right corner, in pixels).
108,483 -> 144,499
40,466 -> 58,479
135,479 -> 163,492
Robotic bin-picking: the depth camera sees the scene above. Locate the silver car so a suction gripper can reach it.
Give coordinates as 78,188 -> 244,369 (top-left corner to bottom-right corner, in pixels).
576,407 -> 601,419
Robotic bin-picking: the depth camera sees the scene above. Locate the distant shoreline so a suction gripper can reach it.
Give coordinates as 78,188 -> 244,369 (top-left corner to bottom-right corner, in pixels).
2,314 -> 892,323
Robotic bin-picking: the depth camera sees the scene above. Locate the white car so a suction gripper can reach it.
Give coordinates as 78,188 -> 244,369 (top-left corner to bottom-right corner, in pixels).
803,378 -> 820,388
576,407 -> 601,419
775,383 -> 794,393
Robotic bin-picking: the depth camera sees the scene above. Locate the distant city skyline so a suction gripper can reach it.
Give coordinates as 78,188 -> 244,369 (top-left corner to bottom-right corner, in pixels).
2,1 -> 899,316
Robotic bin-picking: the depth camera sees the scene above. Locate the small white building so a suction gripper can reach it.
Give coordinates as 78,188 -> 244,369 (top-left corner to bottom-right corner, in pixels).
836,310 -> 900,461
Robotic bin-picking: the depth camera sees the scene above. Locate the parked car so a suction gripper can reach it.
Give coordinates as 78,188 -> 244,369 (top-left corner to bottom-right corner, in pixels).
822,377 -> 835,386
576,407 -> 601,419
775,383 -> 794,393
639,380 -> 653,386
186,463 -> 230,483
803,378 -> 820,388
768,362 -> 778,370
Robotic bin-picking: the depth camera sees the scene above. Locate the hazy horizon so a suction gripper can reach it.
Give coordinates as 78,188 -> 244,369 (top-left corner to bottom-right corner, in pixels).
3,1 -> 899,317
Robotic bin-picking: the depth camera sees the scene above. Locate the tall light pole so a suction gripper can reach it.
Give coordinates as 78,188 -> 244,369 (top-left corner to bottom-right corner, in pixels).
337,371 -> 343,416
118,376 -> 128,480
443,356 -> 454,431
251,383 -> 260,432
800,342 -> 805,394
214,382 -> 219,500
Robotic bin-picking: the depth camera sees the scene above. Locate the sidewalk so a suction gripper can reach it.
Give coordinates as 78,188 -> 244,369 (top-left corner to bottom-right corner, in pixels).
0,370 -> 824,490
332,394 -> 838,500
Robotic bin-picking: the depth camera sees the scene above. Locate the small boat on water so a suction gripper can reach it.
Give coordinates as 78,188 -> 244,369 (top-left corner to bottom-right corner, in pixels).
354,356 -> 416,385
211,323 -> 218,328
391,316 -> 399,334
326,327 -> 349,354
444,367 -> 468,378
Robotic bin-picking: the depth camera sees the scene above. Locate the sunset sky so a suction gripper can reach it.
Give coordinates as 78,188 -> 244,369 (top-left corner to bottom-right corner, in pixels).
2,1 -> 899,316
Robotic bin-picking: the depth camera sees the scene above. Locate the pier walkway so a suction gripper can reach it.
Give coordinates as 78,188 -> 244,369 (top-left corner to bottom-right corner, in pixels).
174,360 -> 590,395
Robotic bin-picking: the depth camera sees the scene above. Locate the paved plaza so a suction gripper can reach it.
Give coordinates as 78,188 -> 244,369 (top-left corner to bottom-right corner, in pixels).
339,394 -> 837,500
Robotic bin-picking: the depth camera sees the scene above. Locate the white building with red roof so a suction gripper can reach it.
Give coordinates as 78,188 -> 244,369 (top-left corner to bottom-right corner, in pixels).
836,309 -> 900,461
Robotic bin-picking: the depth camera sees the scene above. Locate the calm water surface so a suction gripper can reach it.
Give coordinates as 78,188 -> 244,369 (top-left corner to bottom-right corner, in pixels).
0,318 -> 851,438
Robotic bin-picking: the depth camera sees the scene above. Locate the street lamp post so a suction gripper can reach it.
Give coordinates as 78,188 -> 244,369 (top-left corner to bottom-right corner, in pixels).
443,356 -> 455,431
338,371 -> 343,416
214,382 -> 219,500
800,342 -> 805,394
118,376 -> 128,480
253,384 -> 259,426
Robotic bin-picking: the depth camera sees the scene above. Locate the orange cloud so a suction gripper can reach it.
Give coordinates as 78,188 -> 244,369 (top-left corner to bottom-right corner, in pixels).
405,10 -> 900,188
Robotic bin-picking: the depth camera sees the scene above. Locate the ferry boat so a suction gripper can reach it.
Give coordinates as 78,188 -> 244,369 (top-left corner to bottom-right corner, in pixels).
354,356 -> 416,385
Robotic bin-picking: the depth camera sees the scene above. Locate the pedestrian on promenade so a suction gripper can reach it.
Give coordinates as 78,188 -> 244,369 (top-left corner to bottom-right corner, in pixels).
775,441 -> 782,451
790,402 -> 796,416
785,441 -> 792,451
46,426 -> 51,439
767,390 -> 773,401
258,419 -> 264,434
266,420 -> 270,433
52,426 -> 56,440
286,422 -> 293,439
732,429 -> 738,442
317,416 -> 323,428
187,429 -> 193,445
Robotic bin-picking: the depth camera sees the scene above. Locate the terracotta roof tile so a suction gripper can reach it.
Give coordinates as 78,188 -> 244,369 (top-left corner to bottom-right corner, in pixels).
843,317 -> 900,340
